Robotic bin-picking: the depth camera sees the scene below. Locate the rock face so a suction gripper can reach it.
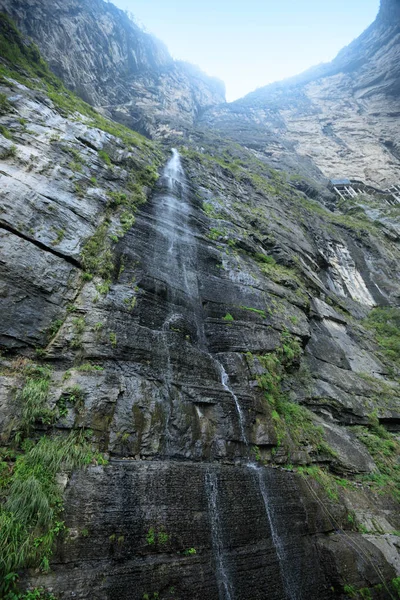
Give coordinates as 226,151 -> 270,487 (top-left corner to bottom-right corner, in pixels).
0,0 -> 225,137
0,4 -> 400,600
202,0 -> 400,187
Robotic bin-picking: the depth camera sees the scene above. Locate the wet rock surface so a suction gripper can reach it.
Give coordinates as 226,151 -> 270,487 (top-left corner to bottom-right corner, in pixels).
0,3 -> 400,599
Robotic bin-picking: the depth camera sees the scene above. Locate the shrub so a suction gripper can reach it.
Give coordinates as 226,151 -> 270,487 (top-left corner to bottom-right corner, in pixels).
16,365 -> 53,437
0,432 -> 99,587
0,92 -> 11,114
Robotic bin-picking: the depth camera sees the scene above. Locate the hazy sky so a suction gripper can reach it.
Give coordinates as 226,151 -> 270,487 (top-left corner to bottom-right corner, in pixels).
112,0 -> 380,101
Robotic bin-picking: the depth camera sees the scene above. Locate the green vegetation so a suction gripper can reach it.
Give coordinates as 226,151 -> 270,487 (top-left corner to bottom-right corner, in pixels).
57,386 -> 85,419
0,14 -> 164,304
51,228 -> 65,246
0,15 -> 160,161
392,578 -> 400,597
47,319 -> 63,340
354,423 -> 400,502
222,313 -> 234,322
0,432 -> 100,588
16,364 -> 53,438
0,123 -> 12,138
69,160 -> 83,173
76,363 -> 104,373
0,143 -> 17,159
109,332 -> 117,348
81,220 -> 114,284
0,358 -> 107,596
70,317 -> 86,350
241,306 -> 267,319
1,576 -> 57,600
0,91 -> 11,114
254,253 -> 302,287
297,465 -> 341,502
363,307 -> 400,368
342,580 -> 400,600
98,149 -> 112,166
146,527 -> 169,546
208,227 -> 226,241
183,547 -> 197,556
202,201 -> 224,218
251,330 -> 337,463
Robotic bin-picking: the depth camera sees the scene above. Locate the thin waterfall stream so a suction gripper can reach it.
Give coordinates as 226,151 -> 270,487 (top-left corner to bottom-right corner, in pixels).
248,464 -> 298,600
218,362 -> 248,446
157,150 -> 294,600
205,469 -> 234,600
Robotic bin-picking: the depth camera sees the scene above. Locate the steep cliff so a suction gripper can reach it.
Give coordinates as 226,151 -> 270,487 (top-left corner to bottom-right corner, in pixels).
202,0 -> 400,188
0,0 -> 225,137
0,4 -> 400,600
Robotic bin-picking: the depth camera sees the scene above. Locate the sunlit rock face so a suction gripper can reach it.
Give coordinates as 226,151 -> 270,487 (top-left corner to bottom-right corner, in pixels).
202,0 -> 400,188
0,0 -> 225,137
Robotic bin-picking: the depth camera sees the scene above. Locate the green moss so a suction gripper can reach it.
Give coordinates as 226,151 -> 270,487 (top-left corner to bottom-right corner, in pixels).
109,332 -> 117,348
254,331 -> 337,461
241,306 -> 267,319
0,91 -> 11,114
363,307 -> 400,367
354,425 -> 400,502
51,229 -> 65,246
203,202 -> 224,218
222,313 -> 234,322
98,149 -> 112,166
208,227 -> 226,241
81,221 -> 114,283
297,465 -> 340,502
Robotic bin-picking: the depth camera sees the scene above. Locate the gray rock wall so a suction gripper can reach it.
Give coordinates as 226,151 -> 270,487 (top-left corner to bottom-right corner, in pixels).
0,5 -> 400,599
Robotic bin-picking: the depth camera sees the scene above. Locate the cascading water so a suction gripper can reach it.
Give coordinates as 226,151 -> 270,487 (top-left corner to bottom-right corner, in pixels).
248,464 -> 298,600
155,148 -> 207,347
205,469 -> 234,600
218,362 -> 248,446
156,148 -> 198,301
151,149 -> 209,456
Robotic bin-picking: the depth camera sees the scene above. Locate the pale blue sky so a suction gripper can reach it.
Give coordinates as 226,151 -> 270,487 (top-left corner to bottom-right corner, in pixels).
112,0 -> 380,101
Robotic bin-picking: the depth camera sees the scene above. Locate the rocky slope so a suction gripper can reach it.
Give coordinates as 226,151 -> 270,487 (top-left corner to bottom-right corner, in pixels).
0,0 -> 225,137
0,4 -> 400,600
202,0 -> 400,188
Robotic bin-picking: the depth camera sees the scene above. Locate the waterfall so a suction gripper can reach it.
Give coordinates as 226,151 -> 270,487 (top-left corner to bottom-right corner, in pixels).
248,464 -> 298,600
205,469 -> 234,600
154,148 -> 207,348
218,362 -> 248,446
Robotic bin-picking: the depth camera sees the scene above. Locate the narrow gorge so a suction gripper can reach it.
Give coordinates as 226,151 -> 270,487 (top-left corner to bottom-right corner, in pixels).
0,1 -> 400,599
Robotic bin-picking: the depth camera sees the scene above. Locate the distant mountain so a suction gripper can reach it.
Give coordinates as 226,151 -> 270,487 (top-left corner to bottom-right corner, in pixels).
201,0 -> 400,187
